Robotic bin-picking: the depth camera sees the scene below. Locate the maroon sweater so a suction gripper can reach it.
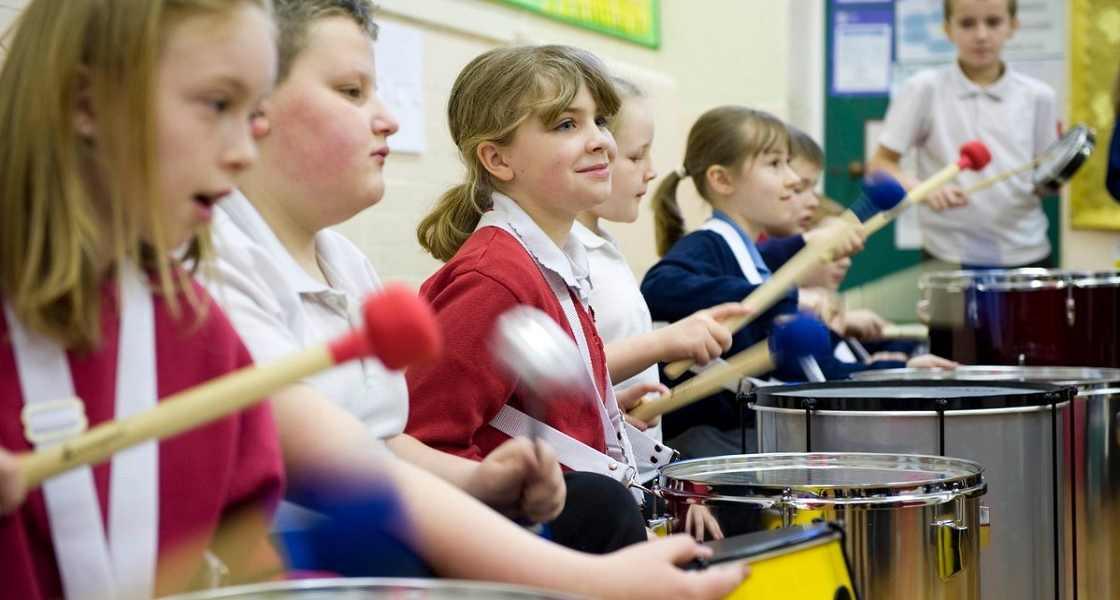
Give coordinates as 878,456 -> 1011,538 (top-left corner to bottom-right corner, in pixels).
406,228 -> 610,462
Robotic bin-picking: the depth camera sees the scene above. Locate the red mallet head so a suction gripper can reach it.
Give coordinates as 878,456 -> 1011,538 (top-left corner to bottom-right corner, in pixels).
328,285 -> 441,368
957,140 -> 991,171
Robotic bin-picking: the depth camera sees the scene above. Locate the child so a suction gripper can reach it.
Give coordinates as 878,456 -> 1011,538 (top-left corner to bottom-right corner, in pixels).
641,105 -> 809,457
205,0 -> 566,538
406,44 -> 741,543
0,0 -> 283,597
869,0 -> 1059,270
571,78 -> 744,485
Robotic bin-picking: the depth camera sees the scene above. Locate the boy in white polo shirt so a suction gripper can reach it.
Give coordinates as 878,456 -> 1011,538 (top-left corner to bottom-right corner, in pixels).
869,0 -> 1059,269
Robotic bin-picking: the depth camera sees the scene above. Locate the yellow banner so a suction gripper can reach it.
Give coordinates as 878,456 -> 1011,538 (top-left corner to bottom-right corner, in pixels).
1069,0 -> 1120,230
493,0 -> 659,48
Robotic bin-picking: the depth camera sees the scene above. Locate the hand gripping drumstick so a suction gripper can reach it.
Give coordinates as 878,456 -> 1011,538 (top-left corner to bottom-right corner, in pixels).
18,285 -> 441,491
631,316 -> 830,421
661,176 -> 907,381
862,140 -> 992,237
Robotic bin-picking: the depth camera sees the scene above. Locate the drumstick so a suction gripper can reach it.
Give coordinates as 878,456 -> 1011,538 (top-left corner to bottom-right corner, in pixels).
18,285 -> 440,491
631,316 -> 829,421
862,140 -> 992,236
661,175 -> 907,381
965,155 -> 1048,195
878,323 -> 929,340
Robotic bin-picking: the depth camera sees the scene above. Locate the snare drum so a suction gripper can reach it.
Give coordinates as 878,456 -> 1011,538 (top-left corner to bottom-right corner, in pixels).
659,452 -> 986,599
919,269 -> 1120,368
852,366 -> 1120,600
753,380 -> 1073,600
684,522 -> 857,599
164,578 -> 590,599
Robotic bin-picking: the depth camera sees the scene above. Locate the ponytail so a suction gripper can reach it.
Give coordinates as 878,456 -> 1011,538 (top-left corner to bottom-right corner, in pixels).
417,182 -> 492,263
651,172 -> 686,256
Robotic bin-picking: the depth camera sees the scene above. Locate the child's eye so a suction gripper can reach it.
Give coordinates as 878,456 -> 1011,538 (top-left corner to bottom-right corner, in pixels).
595,116 -> 609,128
340,86 -> 363,99
555,119 -> 575,131
207,97 -> 231,113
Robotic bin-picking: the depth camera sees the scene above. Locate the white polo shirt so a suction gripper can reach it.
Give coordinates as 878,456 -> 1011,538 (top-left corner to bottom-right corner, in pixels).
571,221 -> 664,481
206,190 -> 409,442
878,62 -> 1059,266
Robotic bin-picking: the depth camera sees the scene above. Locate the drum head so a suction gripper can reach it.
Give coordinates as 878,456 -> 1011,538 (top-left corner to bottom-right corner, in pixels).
751,379 -> 1071,411
1033,123 -> 1095,194
658,452 -> 986,507
164,579 -> 590,600
851,365 -> 1120,389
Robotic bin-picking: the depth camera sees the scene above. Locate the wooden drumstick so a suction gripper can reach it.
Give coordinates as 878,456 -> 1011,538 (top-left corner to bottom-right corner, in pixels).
18,285 -> 440,491
965,155 -> 1048,195
878,323 -> 929,340
661,175 -> 908,381
862,140 -> 992,237
632,316 -> 829,421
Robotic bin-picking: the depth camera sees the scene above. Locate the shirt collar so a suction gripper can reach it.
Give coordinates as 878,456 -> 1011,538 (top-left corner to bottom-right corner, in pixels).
951,60 -> 1011,101
570,220 -> 617,250
485,192 -> 592,301
711,210 -> 756,246
219,189 -> 331,296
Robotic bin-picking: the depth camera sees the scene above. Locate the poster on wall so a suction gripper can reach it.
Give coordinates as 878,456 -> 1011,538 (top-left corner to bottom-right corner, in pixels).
374,21 -> 425,155
492,0 -> 659,48
831,8 -> 893,96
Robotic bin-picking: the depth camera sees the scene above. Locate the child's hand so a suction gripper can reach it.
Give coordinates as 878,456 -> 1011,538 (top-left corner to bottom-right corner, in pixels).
0,448 -> 26,516
804,217 -> 866,259
472,438 -> 565,523
657,303 -> 750,366
616,382 -> 668,430
906,354 -> 959,369
590,536 -> 749,600
844,308 -> 891,341
925,185 -> 969,212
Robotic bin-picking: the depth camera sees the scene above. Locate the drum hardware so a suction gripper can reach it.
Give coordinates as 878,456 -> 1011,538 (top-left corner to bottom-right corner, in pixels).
1032,124 -> 1096,195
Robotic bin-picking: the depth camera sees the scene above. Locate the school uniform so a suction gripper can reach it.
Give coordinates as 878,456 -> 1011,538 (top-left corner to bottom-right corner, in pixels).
641,212 -> 797,453
570,221 -> 663,484
0,278 -> 284,599
878,62 -> 1059,267
208,190 -> 408,445
1107,117 -> 1120,201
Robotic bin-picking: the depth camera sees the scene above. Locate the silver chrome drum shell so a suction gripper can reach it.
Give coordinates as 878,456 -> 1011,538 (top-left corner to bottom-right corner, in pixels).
163,578 -> 592,600
658,452 -> 986,600
753,380 -> 1072,600
1033,124 -> 1096,195
851,367 -> 1120,600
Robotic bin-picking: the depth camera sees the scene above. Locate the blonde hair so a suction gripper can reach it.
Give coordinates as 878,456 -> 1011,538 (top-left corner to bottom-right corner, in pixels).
417,44 -> 620,262
0,0 -> 268,350
651,105 -> 788,255
272,0 -> 377,83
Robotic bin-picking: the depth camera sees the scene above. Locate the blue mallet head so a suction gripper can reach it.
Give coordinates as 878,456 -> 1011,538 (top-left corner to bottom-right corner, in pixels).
769,314 -> 832,364
851,170 -> 907,221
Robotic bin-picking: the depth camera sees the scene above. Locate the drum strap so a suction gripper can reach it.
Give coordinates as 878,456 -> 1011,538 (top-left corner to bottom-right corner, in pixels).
699,218 -> 765,284
5,265 -> 158,600
478,196 -> 674,499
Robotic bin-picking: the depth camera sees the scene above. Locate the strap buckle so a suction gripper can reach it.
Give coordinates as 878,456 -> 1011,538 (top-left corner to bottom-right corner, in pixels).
21,397 -> 88,446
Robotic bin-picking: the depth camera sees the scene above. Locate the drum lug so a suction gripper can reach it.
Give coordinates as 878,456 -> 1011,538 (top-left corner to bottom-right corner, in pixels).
1066,289 -> 1076,328
932,519 -> 969,581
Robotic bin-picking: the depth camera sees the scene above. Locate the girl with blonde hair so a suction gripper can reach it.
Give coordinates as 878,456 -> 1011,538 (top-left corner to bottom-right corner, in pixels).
0,0 -> 283,596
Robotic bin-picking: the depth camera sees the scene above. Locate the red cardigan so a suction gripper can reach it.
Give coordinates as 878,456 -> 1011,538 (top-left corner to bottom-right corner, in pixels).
406,228 -> 610,461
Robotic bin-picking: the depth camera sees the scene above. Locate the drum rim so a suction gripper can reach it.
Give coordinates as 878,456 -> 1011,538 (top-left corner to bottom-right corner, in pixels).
696,522 -> 844,566
919,268 -> 1120,291
161,578 -> 593,600
657,452 -> 987,508
849,365 -> 1120,390
750,379 -> 1074,411
1033,123 -> 1096,192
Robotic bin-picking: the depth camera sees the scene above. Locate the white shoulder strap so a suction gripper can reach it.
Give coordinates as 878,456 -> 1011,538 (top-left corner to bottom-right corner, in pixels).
699,220 -> 764,284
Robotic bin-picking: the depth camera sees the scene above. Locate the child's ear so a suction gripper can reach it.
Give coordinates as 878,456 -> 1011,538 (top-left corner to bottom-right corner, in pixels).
72,67 -> 97,141
251,99 -> 273,138
477,141 -> 515,182
706,164 -> 735,195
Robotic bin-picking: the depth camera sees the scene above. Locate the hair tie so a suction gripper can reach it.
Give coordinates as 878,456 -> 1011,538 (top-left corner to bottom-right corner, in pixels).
674,165 -> 689,178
